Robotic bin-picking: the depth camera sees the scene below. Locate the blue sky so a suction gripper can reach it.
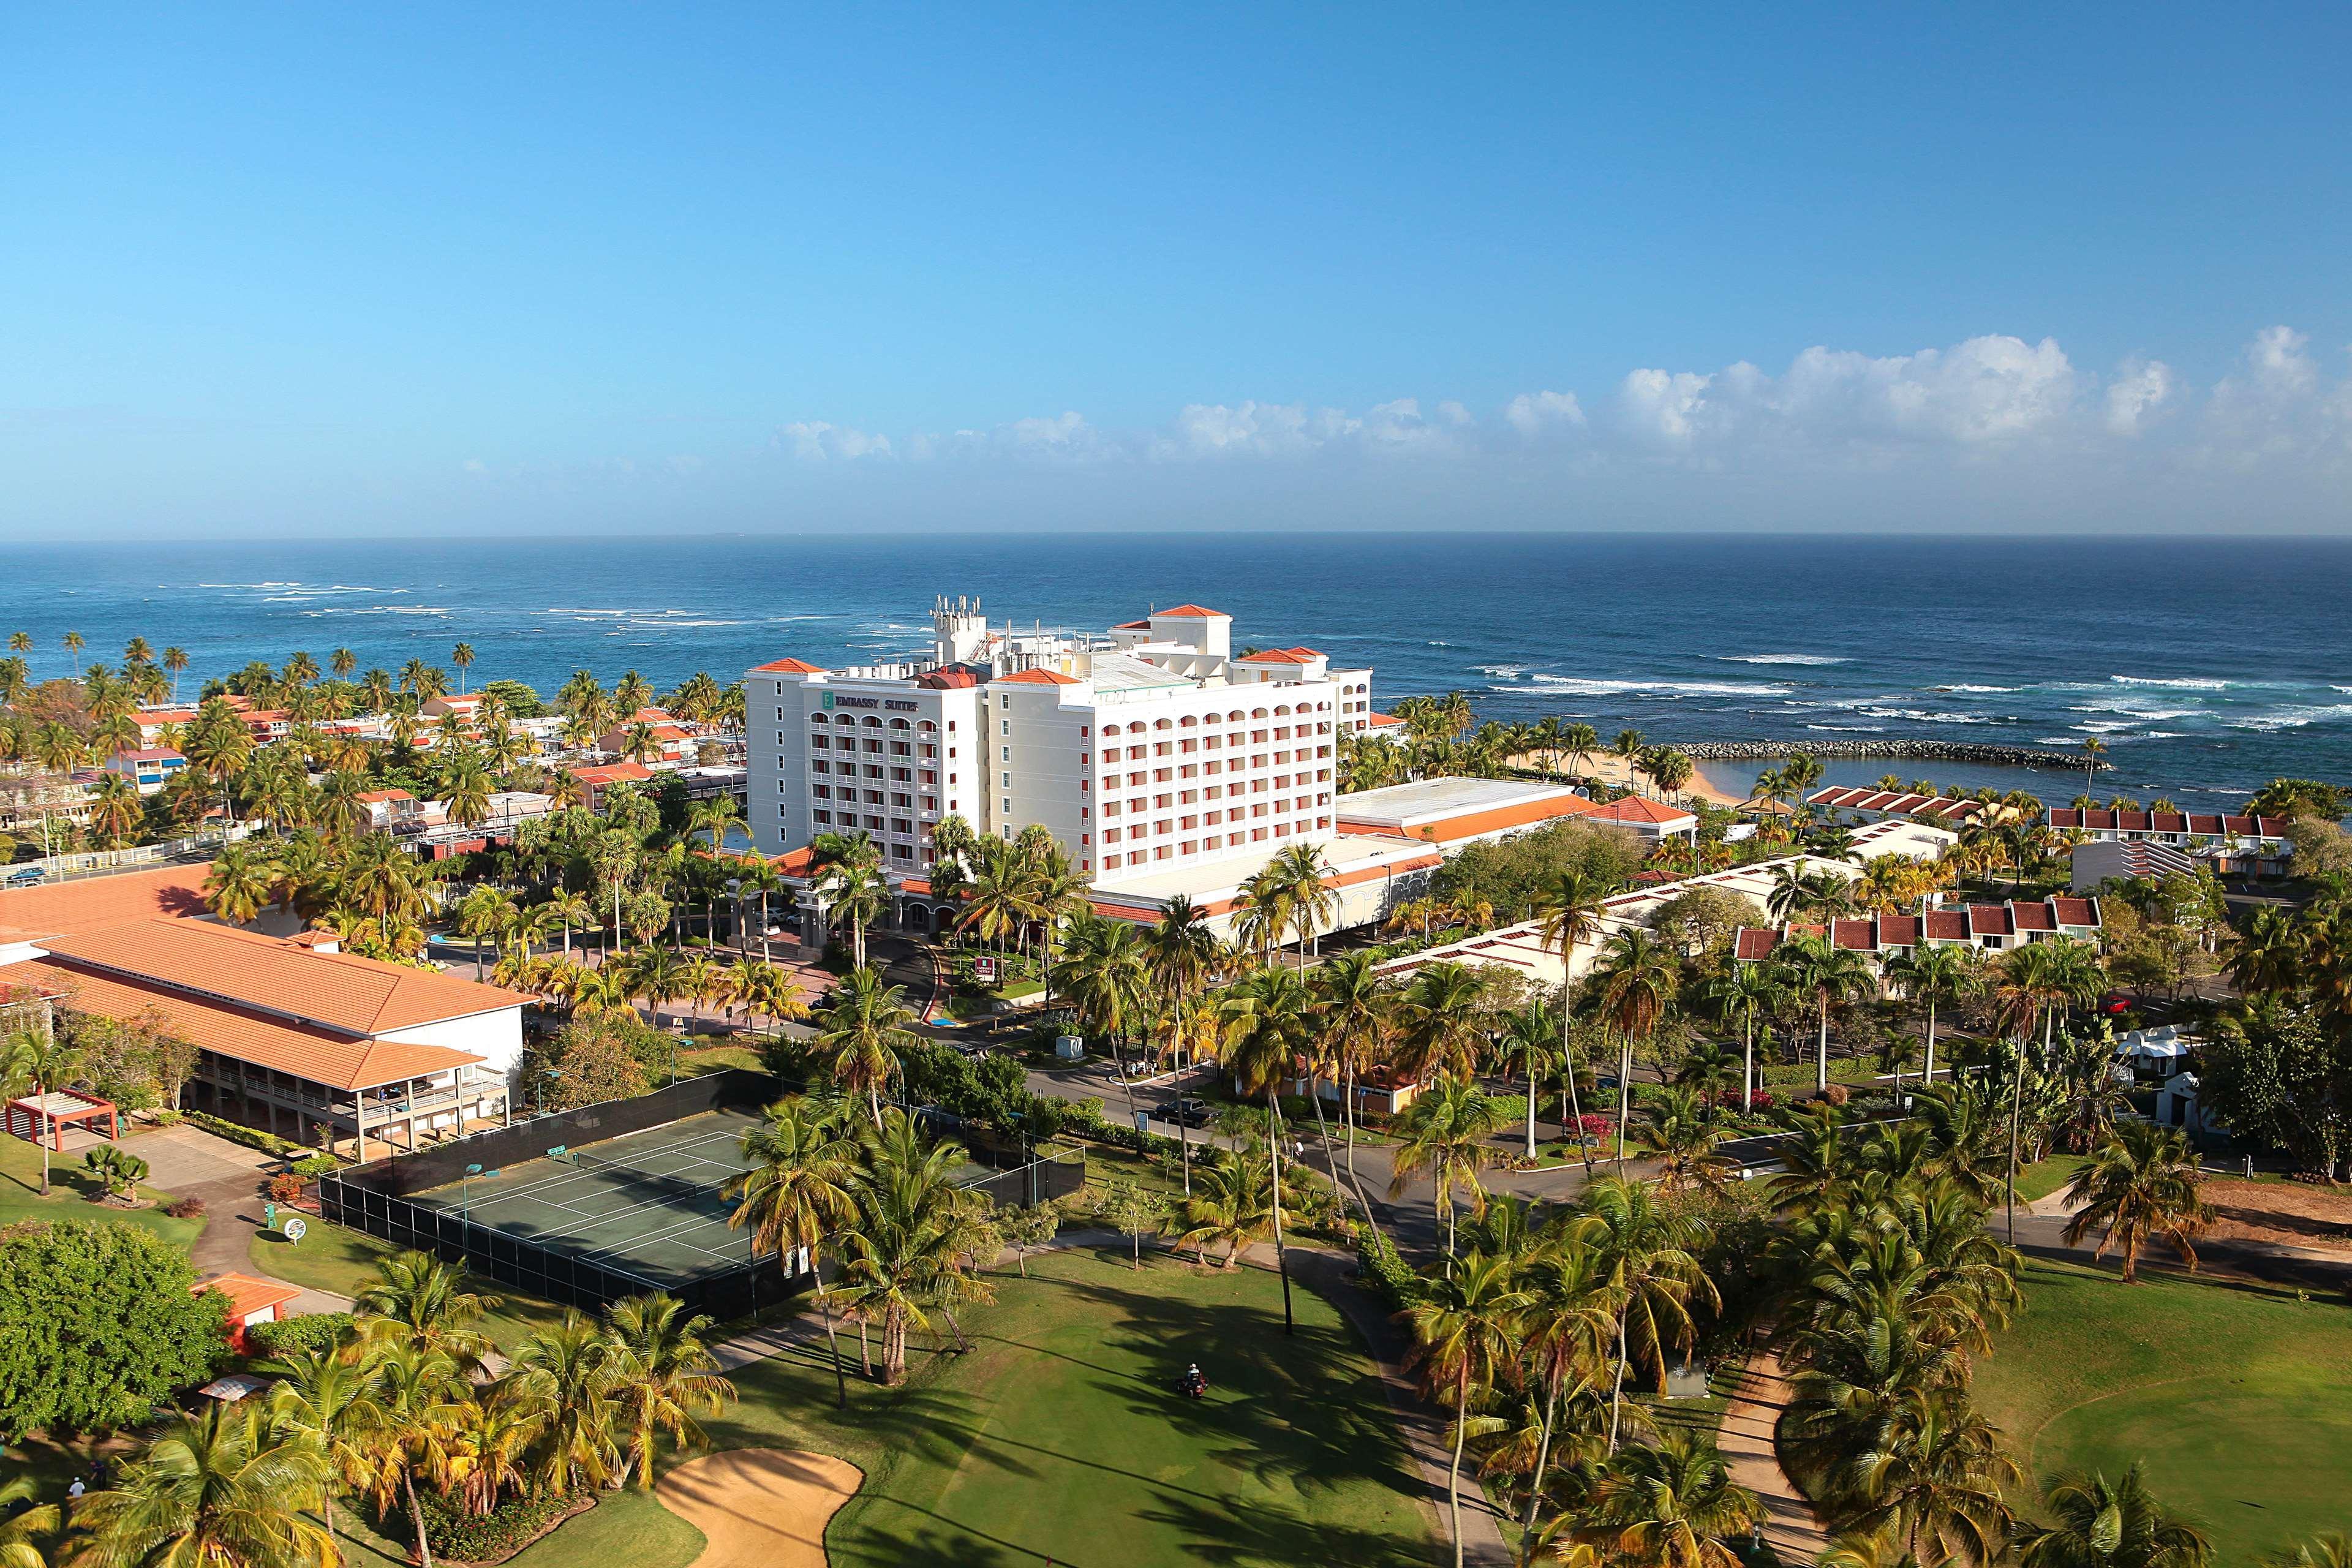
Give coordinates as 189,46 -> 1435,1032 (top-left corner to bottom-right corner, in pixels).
5,5 -> 2350,536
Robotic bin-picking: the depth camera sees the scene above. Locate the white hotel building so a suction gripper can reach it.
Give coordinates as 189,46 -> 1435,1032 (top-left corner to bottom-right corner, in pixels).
746,599 -> 1378,894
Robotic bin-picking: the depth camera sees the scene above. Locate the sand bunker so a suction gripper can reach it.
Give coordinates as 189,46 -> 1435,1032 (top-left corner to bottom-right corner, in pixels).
656,1448 -> 864,1568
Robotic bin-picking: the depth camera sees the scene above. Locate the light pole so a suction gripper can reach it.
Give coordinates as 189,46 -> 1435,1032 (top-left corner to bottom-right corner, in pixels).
462,1162 -> 481,1218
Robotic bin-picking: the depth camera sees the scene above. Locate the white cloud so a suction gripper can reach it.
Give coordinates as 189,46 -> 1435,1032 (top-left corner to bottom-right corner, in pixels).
1504,389 -> 1586,436
778,420 -> 894,461
2103,358 -> 2177,435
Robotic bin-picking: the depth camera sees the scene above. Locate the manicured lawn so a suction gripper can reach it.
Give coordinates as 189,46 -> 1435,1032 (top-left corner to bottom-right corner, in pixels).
508,1246 -> 1436,1568
0,1129 -> 205,1249
249,1218 -> 575,1351
2009,1153 -> 2088,1204
1975,1258 -> 2352,1564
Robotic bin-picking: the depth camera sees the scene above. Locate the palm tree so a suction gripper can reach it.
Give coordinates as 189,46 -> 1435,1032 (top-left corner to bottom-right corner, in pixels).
508,1312 -> 621,1494
1403,1249 -> 1526,1568
1535,865 -> 1618,1167
61,631 -> 84,675
1570,1173 -> 1713,1452
1632,1087 -> 1731,1194
203,842 -> 276,925
1397,960 -> 1491,1082
1512,1234 -> 1620,1544
449,642 -> 475,695
262,1346 -> 384,1560
1699,962 -> 1784,1113
1884,943 -> 1978,1085
2266,1536 -> 2352,1568
1773,932 -> 1877,1093
1570,1432 -> 1762,1568
813,965 -> 918,1125
1564,721 -> 1599,780
2062,1122 -> 2212,1283
1219,963 -> 1317,1333
360,1342 -> 467,1568
1061,911 -> 1152,1123
1311,949 -> 1392,1215
354,1249 -> 499,1373
1,1028 -> 83,1197
1825,1401 -> 2018,1566
1593,929 -> 1679,1156
728,1097 -> 858,1405
604,1292 -> 735,1487
1167,1144 -> 1283,1268
1389,1073 -> 1506,1261
79,1406 -> 336,1568
818,859 -> 890,968
838,1109 -> 981,1384
2014,1463 -> 2212,1568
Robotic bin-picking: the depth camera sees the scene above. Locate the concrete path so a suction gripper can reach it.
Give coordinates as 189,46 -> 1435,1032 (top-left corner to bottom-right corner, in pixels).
123,1121 -> 356,1314
1716,1354 -> 1828,1566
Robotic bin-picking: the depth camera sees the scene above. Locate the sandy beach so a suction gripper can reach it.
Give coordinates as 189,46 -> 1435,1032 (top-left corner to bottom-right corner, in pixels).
1502,750 -> 1756,810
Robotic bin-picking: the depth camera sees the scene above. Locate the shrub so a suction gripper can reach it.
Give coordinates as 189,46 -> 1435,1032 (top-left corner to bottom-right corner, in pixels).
245,1311 -> 355,1360
0,1219 -> 226,1431
1819,1082 -> 1852,1106
164,1195 -> 206,1219
289,1154 -> 343,1179
185,1111 -> 307,1156
1355,1226 -> 1423,1310
401,1487 -> 584,1562
266,1172 -> 306,1204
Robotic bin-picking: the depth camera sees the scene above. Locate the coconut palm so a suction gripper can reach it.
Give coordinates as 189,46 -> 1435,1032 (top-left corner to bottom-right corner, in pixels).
1218,962 -> 1317,1332
2062,1122 -> 2212,1283
508,1312 -> 622,1494
1402,1249 -> 1527,1568
77,1403 -> 336,1568
1773,932 -> 1878,1093
1512,1232 -> 1622,1544
1592,929 -> 1680,1156
438,1385 -> 542,1518
2013,1463 -> 2212,1568
1884,943 -> 1979,1085
1396,960 -> 1491,1083
357,1342 -> 467,1568
1632,1087 -> 1732,1195
354,1249 -> 499,1373
837,1109 -> 979,1384
1569,1173 -> 1713,1452
0,1475 -> 62,1568
603,1292 -> 735,1487
1823,1400 -> 2018,1567
1389,1073 -> 1507,1261
1569,1431 -> 1762,1568
1,1028 -> 83,1197
1536,865 -> 1619,1167
1166,1144 -> 1283,1268
2266,1536 -> 2352,1568
813,965 -> 919,1126
1060,911 -> 1153,1121
727,1097 -> 858,1405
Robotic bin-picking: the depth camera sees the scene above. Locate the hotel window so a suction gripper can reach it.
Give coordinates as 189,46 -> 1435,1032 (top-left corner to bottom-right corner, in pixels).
813,809 -> 832,824
1001,772 -> 1012,788
1180,840 -> 1196,854
1105,828 -> 1122,843
1206,810 -> 1222,824
1001,747 -> 1011,761
1000,720 -> 1010,736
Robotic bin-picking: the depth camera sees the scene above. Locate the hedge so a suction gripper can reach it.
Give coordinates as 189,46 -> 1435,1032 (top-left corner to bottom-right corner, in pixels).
1355,1226 -> 1423,1310
245,1312 -> 355,1361
184,1112 -> 307,1157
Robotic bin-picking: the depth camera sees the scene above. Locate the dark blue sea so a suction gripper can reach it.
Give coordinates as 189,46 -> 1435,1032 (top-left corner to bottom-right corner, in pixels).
3,533 -> 2346,804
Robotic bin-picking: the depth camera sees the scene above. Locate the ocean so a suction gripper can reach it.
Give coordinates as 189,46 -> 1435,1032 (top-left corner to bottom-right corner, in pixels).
2,532 -> 2346,804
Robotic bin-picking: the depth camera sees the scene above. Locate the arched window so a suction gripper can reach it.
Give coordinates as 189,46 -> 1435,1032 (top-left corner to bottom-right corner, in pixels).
1154,718 -> 1174,731
809,712 -> 830,724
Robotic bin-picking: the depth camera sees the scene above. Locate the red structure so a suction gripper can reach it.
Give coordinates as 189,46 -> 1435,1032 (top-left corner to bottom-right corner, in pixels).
4,1087 -> 121,1150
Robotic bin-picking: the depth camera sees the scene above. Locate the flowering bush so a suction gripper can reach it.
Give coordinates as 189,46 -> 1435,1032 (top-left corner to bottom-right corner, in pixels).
1572,1114 -> 1614,1144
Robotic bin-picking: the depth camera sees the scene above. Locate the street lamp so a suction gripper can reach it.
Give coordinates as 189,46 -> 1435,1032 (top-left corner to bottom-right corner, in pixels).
462,1162 -> 481,1218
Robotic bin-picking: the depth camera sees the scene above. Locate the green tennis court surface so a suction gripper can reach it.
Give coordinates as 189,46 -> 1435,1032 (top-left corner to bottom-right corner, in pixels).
411,1109 -> 764,1285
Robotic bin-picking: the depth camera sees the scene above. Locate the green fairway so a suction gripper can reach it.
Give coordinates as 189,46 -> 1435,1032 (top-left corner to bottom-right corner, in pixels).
1975,1259 -> 2352,1563
508,1245 -> 1436,1568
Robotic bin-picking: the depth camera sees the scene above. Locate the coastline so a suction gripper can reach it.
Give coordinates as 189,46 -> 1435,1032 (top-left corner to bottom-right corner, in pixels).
1503,751 -> 1753,810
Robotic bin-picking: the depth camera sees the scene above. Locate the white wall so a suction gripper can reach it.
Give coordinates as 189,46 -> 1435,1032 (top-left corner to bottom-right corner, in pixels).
379,1007 -> 526,1078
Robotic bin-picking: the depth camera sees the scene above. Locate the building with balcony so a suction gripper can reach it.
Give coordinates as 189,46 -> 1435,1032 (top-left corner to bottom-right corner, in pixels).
0,912 -> 531,1159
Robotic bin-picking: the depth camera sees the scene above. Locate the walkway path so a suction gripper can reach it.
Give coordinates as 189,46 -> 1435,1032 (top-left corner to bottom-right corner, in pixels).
1716,1353 -> 1828,1566
117,1122 -> 354,1314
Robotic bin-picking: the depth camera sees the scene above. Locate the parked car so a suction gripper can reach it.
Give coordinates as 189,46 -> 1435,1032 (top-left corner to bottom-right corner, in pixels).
5,866 -> 44,888
2097,992 -> 2133,1016
1161,1096 -> 1214,1128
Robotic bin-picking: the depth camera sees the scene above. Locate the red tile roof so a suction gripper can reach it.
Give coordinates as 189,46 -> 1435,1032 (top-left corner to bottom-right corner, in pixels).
0,956 -> 486,1090
1148,605 -> 1226,619
752,657 -> 829,675
995,668 -> 1079,686
37,918 -> 532,1034
1238,649 -> 1314,664
1924,910 -> 1971,941
916,669 -> 979,688
1733,928 -> 1781,962
1968,905 -> 2013,937
2050,896 -> 2099,927
198,1273 -> 304,1321
568,762 -> 655,786
0,864 -> 213,936
1112,619 -> 1154,631
1877,914 -> 1921,946
1583,795 -> 1698,826
2011,902 -> 2056,932
1830,918 -> 1877,951
1366,712 -> 1403,728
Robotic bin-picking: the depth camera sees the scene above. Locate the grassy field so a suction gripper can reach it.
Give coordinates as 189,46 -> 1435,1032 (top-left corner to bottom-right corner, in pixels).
249,1219 -> 575,1350
2008,1153 -> 2089,1204
0,1125 -> 205,1248
1975,1258 -> 2352,1564
508,1245 -> 1435,1568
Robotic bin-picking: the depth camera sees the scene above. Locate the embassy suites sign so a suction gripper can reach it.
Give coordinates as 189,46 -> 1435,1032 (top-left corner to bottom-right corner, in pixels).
821,693 -> 920,712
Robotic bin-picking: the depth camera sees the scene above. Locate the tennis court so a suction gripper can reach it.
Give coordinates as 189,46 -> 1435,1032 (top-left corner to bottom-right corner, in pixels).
410,1108 -> 765,1286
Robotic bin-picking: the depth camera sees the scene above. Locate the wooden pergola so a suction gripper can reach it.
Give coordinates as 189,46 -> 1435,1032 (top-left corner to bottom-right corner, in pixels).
4,1087 -> 121,1150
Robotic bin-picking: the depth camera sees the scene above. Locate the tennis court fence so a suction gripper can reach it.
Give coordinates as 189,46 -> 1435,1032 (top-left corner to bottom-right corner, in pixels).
317,1068 -> 1087,1320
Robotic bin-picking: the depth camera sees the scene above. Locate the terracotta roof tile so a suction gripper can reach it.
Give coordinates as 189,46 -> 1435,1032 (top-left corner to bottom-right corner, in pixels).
752,657 -> 829,675
1968,905 -> 2013,937
1877,914 -> 1921,946
994,668 -> 1079,686
0,864 -> 212,936
1148,605 -> 1226,619
1924,910 -> 1970,941
2011,902 -> 2056,932
2050,896 -> 2099,927
0,957 -> 485,1091
37,919 -> 532,1034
